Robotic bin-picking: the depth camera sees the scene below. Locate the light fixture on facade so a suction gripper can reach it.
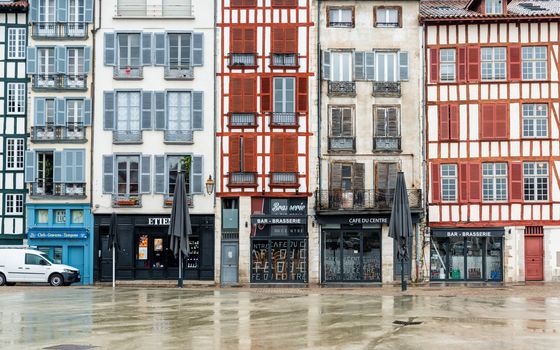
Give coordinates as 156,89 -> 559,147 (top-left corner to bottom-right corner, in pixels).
205,175 -> 215,195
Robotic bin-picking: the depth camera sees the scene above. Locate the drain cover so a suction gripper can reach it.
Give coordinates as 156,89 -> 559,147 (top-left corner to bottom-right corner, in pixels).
43,345 -> 98,350
393,320 -> 423,326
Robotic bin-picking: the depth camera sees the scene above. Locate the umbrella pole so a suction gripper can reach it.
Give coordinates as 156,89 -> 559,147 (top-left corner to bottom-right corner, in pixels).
401,258 -> 406,292
112,245 -> 116,289
178,250 -> 184,288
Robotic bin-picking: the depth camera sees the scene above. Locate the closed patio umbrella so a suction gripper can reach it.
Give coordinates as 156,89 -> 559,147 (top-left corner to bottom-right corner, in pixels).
388,172 -> 414,291
108,212 -> 120,289
168,168 -> 191,288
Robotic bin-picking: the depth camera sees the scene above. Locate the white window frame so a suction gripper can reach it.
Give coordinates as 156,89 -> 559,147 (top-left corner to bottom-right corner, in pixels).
273,77 -> 295,113
439,48 -> 456,82
328,8 -> 353,28
6,138 -> 24,170
7,83 -> 25,115
522,46 -> 547,81
375,51 -> 398,82
116,92 -> 141,131
482,163 -> 508,202
167,33 -> 192,68
66,99 -> 84,125
116,155 -> 140,196
441,164 -> 457,202
330,52 -> 352,82
68,0 -> 85,23
117,33 -> 141,68
7,28 -> 26,59
67,48 -> 84,76
39,0 -> 56,23
481,47 -> 506,81
524,162 -> 549,202
38,47 -> 55,75
5,194 -> 23,215
167,91 -> 192,131
375,7 -> 399,28
522,104 -> 548,138
486,0 -> 503,15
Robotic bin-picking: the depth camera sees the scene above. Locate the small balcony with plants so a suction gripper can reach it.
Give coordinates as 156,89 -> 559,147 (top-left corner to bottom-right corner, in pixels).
30,180 -> 86,199
112,193 -> 142,208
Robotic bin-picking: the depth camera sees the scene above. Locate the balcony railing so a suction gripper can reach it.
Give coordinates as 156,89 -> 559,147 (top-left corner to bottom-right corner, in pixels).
163,194 -> 193,208
228,172 -> 257,187
64,75 -> 87,89
32,74 -> 87,91
164,65 -> 194,80
115,4 -> 194,18
31,122 -> 86,143
328,136 -> 355,152
315,189 -> 422,211
112,194 -> 142,208
270,112 -> 298,127
113,130 -> 142,144
229,113 -> 257,127
270,172 -> 298,186
271,53 -> 298,67
373,81 -> 401,97
329,21 -> 353,28
113,66 -> 143,79
228,53 -> 257,68
30,181 -> 86,199
31,22 -> 88,39
328,81 -> 356,97
164,129 -> 194,143
373,136 -> 401,151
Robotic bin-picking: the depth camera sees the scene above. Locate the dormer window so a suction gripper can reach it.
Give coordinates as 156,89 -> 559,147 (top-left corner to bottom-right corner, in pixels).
486,0 -> 503,15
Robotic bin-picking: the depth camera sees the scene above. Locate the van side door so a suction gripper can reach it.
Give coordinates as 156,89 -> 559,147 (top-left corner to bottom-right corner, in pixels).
24,254 -> 51,282
6,251 -> 28,282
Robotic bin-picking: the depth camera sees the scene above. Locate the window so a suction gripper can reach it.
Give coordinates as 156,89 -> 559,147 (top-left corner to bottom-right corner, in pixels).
7,28 -> 26,59
229,78 -> 256,118
38,48 -> 55,76
167,155 -> 191,195
273,77 -> 295,113
330,52 -> 352,82
167,92 -> 192,131
376,162 -> 398,204
522,104 -> 548,138
341,164 -> 353,190
6,138 -> 24,170
54,209 -> 66,224
118,33 -> 141,68
168,33 -> 191,68
271,135 -> 298,183
486,0 -> 503,15
481,47 -> 506,81
376,52 -> 398,82
328,8 -> 353,28
117,155 -> 140,196
229,135 -> 256,173
25,254 -> 45,266
438,104 -> 459,141
271,27 -> 297,55
271,0 -> 296,7
46,98 -> 56,124
68,0 -> 85,23
229,28 -> 256,66
67,48 -> 85,76
482,163 -> 507,201
230,0 -> 256,8
374,106 -> 400,137
7,83 -> 25,114
116,92 -> 141,131
71,210 -> 84,224
480,103 -> 508,140
37,209 -> 49,224
38,0 -> 56,23
522,46 -> 547,80
330,107 -> 353,137
66,99 -> 84,126
331,162 -> 365,194
375,7 -> 400,28
440,49 -> 456,82
5,194 -> 23,215
524,162 -> 548,201
441,164 -> 457,202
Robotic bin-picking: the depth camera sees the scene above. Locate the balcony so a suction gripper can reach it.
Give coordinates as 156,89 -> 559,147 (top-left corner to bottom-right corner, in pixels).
164,65 -> 194,80
328,21 -> 353,28
270,172 -> 299,187
315,189 -> 422,211
113,130 -> 142,144
112,194 -> 142,208
115,4 -> 194,18
31,123 -> 86,143
31,22 -> 88,40
32,74 -> 88,91
30,181 -> 86,199
228,172 -> 257,187
228,54 -> 257,68
163,194 -> 193,208
328,81 -> 356,97
164,129 -> 194,144
270,54 -> 298,68
229,113 -> 257,128
113,66 -> 143,80
373,136 -> 401,152
372,81 -> 401,97
270,112 -> 298,127
328,136 -> 355,152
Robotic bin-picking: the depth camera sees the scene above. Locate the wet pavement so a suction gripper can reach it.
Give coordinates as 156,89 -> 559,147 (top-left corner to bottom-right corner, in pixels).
0,287 -> 559,349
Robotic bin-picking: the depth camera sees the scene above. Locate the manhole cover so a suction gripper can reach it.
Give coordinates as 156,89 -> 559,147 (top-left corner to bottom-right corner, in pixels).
393,320 -> 423,326
43,345 -> 98,350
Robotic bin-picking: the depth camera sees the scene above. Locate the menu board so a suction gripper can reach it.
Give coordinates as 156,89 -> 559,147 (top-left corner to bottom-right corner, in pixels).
187,239 -> 199,268
138,235 -> 148,260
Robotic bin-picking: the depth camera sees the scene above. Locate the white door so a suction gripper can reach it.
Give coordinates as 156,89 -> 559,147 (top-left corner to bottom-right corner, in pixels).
24,253 -> 51,282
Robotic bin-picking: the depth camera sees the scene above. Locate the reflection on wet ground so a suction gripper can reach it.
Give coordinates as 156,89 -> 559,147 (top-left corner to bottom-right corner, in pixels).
0,288 -> 559,349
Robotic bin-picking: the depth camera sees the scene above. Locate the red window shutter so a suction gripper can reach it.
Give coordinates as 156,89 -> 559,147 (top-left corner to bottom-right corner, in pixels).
228,135 -> 241,172
285,27 -> 297,53
284,135 -> 298,173
449,104 -> 460,141
510,162 -> 523,202
495,104 -> 508,139
243,135 -> 257,172
243,78 -> 255,112
457,47 -> 467,83
260,77 -> 271,112
509,45 -> 522,82
431,163 -> 441,203
229,78 -> 243,113
469,163 -> 481,202
230,28 -> 243,52
467,46 -> 480,82
439,104 -> 450,141
297,77 -> 308,113
244,28 -> 256,53
272,28 -> 284,53
429,48 -> 438,83
480,104 -> 495,139
271,135 -> 285,172
459,163 -> 469,202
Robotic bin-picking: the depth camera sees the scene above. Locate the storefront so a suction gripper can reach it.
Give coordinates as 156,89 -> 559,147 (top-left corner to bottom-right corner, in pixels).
26,204 -> 94,285
93,214 -> 214,281
250,198 -> 308,283
429,228 -> 504,282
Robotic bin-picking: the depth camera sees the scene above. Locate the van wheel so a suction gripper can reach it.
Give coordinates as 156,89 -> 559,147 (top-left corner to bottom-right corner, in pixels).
49,273 -> 64,287
0,273 -> 5,286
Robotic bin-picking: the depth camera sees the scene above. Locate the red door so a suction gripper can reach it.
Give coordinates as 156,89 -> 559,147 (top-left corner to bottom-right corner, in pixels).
525,235 -> 544,281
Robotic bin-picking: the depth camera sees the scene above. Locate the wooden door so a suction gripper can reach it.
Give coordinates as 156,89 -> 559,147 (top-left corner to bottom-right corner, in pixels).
525,235 -> 544,281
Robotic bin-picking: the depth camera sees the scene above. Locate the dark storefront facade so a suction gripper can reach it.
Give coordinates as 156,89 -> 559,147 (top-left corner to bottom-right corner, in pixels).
94,214 -> 214,281
429,228 -> 504,282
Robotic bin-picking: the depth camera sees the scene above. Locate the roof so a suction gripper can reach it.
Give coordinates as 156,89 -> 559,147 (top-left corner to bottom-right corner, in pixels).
421,0 -> 560,20
0,0 -> 28,11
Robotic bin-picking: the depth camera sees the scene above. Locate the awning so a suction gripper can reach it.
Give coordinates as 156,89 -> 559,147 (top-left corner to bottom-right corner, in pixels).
430,228 -> 505,238
28,228 -> 89,240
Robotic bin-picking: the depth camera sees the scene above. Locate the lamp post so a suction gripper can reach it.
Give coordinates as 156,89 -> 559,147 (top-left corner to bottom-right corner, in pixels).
205,175 -> 215,195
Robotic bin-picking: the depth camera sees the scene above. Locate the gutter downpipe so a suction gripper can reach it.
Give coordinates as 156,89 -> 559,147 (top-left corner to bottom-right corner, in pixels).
90,0 -> 101,227
419,20 -> 427,283
317,0 -> 322,286
213,0 -> 218,209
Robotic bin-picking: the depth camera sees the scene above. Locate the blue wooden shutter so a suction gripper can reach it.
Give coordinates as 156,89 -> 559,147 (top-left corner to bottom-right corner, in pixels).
354,51 -> 365,81
192,155 -> 203,194
154,155 -> 166,194
83,99 -> 92,125
85,0 -> 94,22
56,47 -> 66,74
84,47 -> 92,73
103,91 -> 115,130
192,91 -> 203,130
30,0 -> 38,22
154,92 -> 166,130
104,33 -> 116,66
103,155 -> 114,193
53,151 -> 64,183
154,33 -> 166,66
24,151 -> 36,183
140,155 -> 151,194
34,98 -> 46,126
74,150 -> 86,183
142,32 -> 153,66
56,0 -> 67,22
26,47 -> 37,74
55,98 -> 66,126
192,32 -> 204,66
141,91 -> 153,130
399,51 -> 409,81
64,149 -> 75,183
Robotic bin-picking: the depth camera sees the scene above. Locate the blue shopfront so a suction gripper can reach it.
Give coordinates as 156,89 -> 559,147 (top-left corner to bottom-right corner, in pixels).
26,204 -> 94,285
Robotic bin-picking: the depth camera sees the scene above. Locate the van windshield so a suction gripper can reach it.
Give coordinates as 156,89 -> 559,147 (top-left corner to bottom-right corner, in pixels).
40,254 -> 54,264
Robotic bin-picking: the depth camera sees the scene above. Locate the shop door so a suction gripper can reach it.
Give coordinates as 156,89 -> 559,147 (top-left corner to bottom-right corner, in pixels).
525,235 -> 544,281
221,242 -> 238,284
68,246 -> 85,284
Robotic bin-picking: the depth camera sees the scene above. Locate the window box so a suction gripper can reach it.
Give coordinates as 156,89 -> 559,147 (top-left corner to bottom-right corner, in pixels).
164,65 -> 194,80
228,53 -> 257,68
328,136 -> 355,152
163,194 -> 193,208
270,53 -> 298,68
270,172 -> 299,187
328,81 -> 356,97
113,130 -> 143,144
372,81 -> 401,97
228,172 -> 257,187
270,112 -> 298,127
229,113 -> 257,128
164,130 -> 194,144
112,194 -> 142,207
113,66 -> 143,79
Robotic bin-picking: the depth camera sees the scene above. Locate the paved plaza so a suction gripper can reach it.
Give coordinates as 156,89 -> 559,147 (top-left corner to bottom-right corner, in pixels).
0,285 -> 559,349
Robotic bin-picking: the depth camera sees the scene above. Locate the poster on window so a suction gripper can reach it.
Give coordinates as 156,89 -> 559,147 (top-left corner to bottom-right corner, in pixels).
138,235 -> 148,260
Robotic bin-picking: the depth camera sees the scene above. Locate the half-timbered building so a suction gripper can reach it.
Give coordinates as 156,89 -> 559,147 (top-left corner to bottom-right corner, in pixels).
422,0 -> 560,282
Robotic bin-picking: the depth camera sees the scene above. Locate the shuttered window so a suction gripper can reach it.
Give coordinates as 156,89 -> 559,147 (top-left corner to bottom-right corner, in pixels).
272,27 -> 297,53
330,162 -> 364,191
167,155 -> 190,195
374,106 -> 399,137
271,0 -> 297,7
167,33 -> 191,68
230,78 -> 255,113
330,107 -> 353,136
482,163 -> 508,202
481,47 -> 506,81
376,162 -> 398,204
118,33 -> 141,68
438,104 -> 459,141
229,135 -> 256,173
440,164 -> 457,202
439,49 -> 456,82
271,135 -> 298,173
230,0 -> 256,7
480,103 -> 508,140
230,28 -> 255,54
273,77 -> 295,113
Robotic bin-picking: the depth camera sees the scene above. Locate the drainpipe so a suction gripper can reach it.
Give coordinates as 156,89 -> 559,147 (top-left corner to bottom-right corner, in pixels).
419,21 -> 428,282
213,0 -> 218,210
89,1 -> 101,219
317,0 -> 322,285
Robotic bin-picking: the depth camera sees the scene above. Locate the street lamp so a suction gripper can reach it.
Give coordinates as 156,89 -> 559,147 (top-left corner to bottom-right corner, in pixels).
205,175 -> 215,195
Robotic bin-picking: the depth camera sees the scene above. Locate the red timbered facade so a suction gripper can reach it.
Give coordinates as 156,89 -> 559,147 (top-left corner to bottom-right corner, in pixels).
217,0 -> 312,285
422,0 -> 560,282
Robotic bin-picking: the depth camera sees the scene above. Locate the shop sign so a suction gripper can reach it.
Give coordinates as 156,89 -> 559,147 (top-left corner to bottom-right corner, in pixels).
348,217 -> 389,225
268,199 -> 307,216
251,216 -> 307,225
316,215 -> 389,225
431,228 -> 505,238
147,217 -> 171,226
28,231 -> 88,239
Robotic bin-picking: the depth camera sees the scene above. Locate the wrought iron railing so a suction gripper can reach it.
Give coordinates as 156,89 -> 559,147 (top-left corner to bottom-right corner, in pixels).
113,66 -> 143,79
373,81 -> 401,97
31,181 -> 86,198
229,113 -> 257,127
32,74 -> 87,90
112,194 -> 142,207
271,53 -> 298,67
270,172 -> 298,185
229,172 -> 257,186
31,22 -> 88,39
113,130 -> 142,143
373,136 -> 401,151
270,112 -> 298,127
31,122 -> 86,143
164,129 -> 194,143
329,21 -> 353,28
115,4 -> 194,17
229,53 -> 257,67
315,189 -> 422,211
328,81 -> 356,97
164,65 -> 194,80
64,75 -> 87,89
328,136 -> 355,152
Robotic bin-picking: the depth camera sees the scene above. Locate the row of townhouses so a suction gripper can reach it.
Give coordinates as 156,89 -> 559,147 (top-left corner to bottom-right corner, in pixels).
0,0 -> 559,286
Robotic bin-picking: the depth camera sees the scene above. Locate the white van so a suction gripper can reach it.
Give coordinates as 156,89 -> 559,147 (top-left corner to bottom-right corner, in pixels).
0,248 -> 80,287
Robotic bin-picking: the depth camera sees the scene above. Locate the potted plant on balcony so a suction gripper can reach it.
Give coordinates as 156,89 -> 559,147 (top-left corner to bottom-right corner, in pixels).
117,196 -> 138,206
